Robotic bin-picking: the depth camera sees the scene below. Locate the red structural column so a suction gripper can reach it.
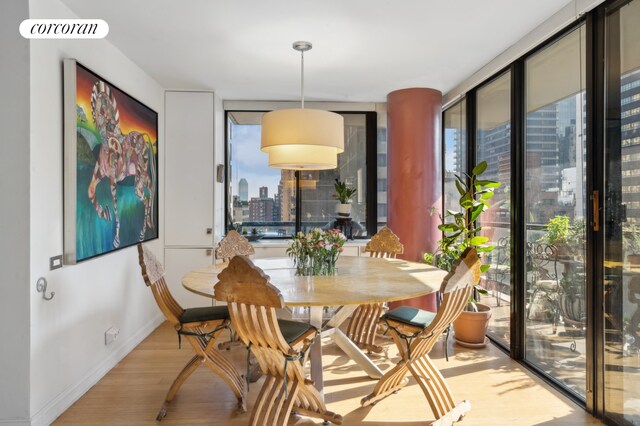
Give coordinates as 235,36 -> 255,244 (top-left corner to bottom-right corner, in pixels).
387,88 -> 442,312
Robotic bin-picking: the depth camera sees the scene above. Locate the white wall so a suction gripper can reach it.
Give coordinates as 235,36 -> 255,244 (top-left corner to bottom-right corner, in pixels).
214,93 -> 225,240
28,0 -> 165,423
0,0 -> 31,423
443,0 -> 606,106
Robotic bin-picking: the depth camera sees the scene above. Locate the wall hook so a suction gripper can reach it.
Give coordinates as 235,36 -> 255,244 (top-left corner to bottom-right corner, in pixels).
36,277 -> 55,301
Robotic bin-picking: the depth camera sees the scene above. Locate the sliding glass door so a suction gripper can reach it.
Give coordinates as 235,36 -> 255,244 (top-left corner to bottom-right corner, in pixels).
476,73 -> 512,346
443,100 -> 467,216
603,1 -> 640,423
440,1 -> 640,420
523,24 -> 587,399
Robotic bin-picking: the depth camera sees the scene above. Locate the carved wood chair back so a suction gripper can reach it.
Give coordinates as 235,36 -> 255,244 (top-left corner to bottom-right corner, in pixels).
215,230 -> 255,262
214,255 -> 292,353
431,247 -> 481,335
348,226 -> 404,353
364,226 -> 404,258
138,243 -> 184,325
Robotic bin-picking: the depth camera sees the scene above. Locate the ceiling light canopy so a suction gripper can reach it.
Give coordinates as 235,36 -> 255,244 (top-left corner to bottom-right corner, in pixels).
261,41 -> 344,170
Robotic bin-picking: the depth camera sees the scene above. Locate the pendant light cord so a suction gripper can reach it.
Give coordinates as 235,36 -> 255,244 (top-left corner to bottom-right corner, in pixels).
300,49 -> 305,109
293,41 -> 311,109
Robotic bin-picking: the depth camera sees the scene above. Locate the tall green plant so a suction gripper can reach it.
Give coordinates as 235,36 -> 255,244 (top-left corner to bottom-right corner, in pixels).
424,161 -> 501,310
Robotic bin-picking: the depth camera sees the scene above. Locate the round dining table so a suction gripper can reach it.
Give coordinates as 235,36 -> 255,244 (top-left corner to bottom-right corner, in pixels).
182,255 -> 447,399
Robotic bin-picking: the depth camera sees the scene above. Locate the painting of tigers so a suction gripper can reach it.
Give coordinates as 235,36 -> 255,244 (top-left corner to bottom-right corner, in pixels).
69,62 -> 158,262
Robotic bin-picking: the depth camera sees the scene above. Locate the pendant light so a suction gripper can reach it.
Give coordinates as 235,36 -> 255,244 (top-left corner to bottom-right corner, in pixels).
261,41 -> 344,170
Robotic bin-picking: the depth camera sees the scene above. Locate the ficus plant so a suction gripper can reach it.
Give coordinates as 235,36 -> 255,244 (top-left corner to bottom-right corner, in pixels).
424,160 -> 501,311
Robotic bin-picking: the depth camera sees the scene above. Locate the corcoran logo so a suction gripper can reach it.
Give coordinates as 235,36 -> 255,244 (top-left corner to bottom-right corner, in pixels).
19,19 -> 109,39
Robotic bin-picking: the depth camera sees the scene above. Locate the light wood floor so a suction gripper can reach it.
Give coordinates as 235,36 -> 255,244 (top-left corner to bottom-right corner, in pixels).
54,322 -> 602,425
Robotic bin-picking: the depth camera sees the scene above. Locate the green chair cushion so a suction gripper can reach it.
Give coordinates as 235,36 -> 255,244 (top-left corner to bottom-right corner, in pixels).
180,306 -> 229,324
383,306 -> 437,329
278,319 -> 317,344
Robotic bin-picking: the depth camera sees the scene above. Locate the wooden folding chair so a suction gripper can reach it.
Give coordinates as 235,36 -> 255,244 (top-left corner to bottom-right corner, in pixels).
137,244 -> 246,420
361,248 -> 481,425
215,255 -> 343,426
215,229 -> 255,262
346,226 -> 404,353
216,229 -> 256,351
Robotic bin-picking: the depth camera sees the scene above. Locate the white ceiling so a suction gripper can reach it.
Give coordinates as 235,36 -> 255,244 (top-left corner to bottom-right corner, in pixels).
60,0 -> 573,102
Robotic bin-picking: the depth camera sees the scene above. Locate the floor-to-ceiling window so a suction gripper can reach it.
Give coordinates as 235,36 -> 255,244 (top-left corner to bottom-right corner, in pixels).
299,114 -> 368,233
476,73 -> 512,346
227,111 -> 296,237
226,110 -> 376,238
377,113 -> 388,230
442,1 -> 640,422
603,0 -> 640,423
523,24 -> 587,399
443,100 -> 467,216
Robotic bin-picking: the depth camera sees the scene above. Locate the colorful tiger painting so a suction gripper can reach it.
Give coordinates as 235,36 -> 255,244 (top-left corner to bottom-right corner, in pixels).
87,80 -> 156,248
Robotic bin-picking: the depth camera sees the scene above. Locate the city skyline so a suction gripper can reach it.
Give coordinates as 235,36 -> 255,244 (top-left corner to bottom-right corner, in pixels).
229,124 -> 281,199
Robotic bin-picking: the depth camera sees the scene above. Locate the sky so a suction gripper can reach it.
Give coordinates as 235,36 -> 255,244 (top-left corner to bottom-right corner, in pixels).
77,63 -> 157,143
445,128 -> 457,171
230,123 -> 281,199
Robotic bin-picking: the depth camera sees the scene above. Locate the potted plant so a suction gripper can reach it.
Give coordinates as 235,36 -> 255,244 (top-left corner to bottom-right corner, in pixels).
538,216 -> 586,259
542,215 -> 570,247
625,224 -> 640,267
558,269 -> 586,339
538,215 -> 570,260
424,161 -> 501,348
333,178 -> 357,217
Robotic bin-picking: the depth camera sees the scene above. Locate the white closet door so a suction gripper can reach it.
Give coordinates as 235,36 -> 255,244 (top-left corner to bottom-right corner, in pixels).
164,248 -> 215,308
165,91 -> 214,247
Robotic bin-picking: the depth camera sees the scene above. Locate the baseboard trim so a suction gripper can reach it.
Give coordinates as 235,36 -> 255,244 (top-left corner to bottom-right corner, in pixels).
0,420 -> 31,425
30,314 -> 164,426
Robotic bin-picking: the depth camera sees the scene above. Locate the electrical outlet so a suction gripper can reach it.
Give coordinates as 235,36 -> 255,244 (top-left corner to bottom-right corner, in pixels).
50,255 -> 63,270
105,327 -> 119,345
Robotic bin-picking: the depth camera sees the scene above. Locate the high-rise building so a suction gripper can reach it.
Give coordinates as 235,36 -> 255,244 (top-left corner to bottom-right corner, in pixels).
526,104 -> 561,191
621,69 -> 640,223
295,118 -> 368,230
249,197 -> 274,222
477,121 -> 511,217
377,127 -> 388,227
249,185 -> 276,223
278,170 -> 296,223
239,178 -> 248,202
232,195 -> 249,223
273,193 -> 281,222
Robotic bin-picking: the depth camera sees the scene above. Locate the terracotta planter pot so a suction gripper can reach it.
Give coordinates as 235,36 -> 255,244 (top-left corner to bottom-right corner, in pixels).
560,292 -> 586,333
628,254 -> 640,267
453,303 -> 492,348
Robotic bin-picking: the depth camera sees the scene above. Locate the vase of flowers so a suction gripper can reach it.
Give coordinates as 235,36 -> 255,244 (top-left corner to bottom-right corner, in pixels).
286,228 -> 347,276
